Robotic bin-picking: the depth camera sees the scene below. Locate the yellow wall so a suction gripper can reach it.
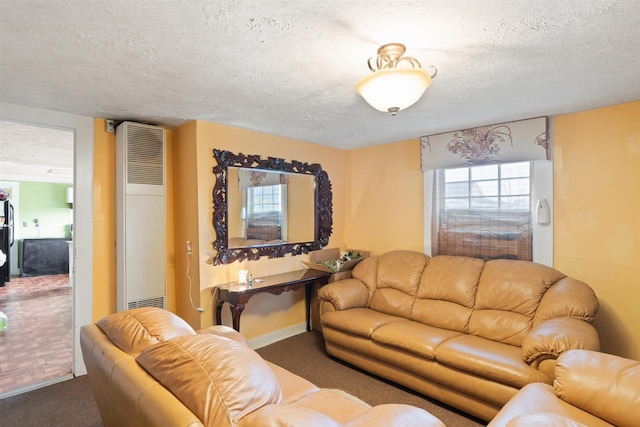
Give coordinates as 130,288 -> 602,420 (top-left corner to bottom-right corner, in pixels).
344,102 -> 640,359
171,120 -> 201,327
92,118 -> 175,320
344,139 -> 424,255
92,102 -> 639,358
287,174 -> 316,243
92,118 -> 116,320
554,101 -> 640,359
172,120 -> 345,338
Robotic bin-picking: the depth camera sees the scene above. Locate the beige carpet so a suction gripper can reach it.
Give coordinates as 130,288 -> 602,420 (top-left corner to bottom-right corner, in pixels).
1,330 -> 486,426
256,331 -> 486,427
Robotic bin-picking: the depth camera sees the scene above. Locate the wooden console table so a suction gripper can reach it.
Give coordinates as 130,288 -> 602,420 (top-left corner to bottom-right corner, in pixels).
215,269 -> 331,332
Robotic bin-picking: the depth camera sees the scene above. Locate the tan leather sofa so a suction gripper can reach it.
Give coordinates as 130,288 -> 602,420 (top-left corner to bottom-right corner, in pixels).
80,307 -> 444,427
318,250 -> 600,422
489,349 -> 640,427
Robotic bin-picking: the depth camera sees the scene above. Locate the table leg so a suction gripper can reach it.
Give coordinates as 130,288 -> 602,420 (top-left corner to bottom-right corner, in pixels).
230,303 -> 246,332
305,282 -> 312,332
215,299 -> 224,325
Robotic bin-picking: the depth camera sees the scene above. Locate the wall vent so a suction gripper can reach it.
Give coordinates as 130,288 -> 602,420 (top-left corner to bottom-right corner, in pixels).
127,296 -> 166,310
115,121 -> 166,312
126,125 -> 165,185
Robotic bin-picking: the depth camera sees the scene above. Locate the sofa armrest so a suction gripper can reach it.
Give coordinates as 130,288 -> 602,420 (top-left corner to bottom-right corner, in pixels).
345,404 -> 445,427
521,318 -> 600,368
317,279 -> 369,311
197,324 -> 248,346
554,349 -> 640,427
504,412 -> 588,427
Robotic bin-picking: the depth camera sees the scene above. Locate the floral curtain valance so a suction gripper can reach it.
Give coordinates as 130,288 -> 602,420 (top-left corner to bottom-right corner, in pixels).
420,117 -> 549,171
238,169 -> 286,189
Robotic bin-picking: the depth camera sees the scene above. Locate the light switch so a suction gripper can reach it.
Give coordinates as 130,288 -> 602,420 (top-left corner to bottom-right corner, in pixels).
22,221 -> 28,227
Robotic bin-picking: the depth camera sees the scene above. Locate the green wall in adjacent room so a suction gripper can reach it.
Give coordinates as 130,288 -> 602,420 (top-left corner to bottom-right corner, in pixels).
19,181 -> 72,239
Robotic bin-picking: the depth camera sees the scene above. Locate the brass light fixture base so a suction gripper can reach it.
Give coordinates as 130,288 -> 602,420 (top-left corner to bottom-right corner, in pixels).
377,43 -> 407,62
368,43 -> 427,72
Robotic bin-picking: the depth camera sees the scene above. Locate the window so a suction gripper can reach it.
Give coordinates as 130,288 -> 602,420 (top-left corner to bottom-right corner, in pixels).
245,184 -> 286,241
432,162 -> 533,261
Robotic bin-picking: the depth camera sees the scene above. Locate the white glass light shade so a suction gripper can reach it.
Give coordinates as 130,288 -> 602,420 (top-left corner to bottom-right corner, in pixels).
356,68 -> 431,114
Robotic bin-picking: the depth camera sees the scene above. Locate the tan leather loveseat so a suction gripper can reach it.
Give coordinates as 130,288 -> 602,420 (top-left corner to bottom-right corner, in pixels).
318,250 -> 600,421
80,307 -> 444,427
489,349 -> 640,427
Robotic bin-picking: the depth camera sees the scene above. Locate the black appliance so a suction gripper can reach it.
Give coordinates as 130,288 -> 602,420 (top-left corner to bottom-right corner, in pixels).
1,193 -> 15,287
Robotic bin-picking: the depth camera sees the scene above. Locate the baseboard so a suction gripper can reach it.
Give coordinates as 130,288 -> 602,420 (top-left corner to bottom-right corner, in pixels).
247,322 -> 307,349
0,373 -> 74,399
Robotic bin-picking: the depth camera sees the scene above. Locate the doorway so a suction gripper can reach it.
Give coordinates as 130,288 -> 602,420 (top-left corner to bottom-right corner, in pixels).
0,121 -> 74,397
0,102 -> 94,397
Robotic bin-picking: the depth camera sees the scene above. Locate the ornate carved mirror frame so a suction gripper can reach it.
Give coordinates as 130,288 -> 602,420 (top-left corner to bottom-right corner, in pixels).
212,149 -> 333,265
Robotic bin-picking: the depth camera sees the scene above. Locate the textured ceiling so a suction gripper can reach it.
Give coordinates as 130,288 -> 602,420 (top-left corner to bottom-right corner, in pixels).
0,121 -> 74,184
0,0 -> 639,151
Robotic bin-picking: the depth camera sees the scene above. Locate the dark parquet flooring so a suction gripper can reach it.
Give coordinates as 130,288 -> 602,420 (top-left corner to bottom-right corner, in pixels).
0,274 -> 72,396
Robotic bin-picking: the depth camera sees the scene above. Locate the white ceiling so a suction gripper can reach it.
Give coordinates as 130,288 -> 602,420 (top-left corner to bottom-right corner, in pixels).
0,0 -> 639,153
0,120 -> 74,184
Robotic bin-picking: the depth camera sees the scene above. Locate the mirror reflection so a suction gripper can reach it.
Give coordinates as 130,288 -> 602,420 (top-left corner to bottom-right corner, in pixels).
227,167 -> 315,248
212,149 -> 332,265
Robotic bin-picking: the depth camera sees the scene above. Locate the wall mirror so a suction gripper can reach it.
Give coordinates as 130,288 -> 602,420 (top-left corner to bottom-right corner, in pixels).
212,149 -> 333,265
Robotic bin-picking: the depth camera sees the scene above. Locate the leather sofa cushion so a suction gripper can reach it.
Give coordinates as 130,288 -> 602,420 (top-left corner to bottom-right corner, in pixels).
417,255 -> 483,307
506,412 -> 589,426
352,256 -> 378,294
474,260 -> 564,316
469,260 -> 565,346
290,389 -> 370,423
487,383 -> 614,427
377,250 -> 429,296
322,308 -> 402,337
265,361 -> 320,404
410,299 -> 473,333
435,334 -> 551,388
554,350 -> 640,427
344,404 -> 445,427
469,309 -> 532,347
369,251 -> 429,318
237,404 -> 341,427
96,307 -> 196,356
137,334 -> 283,427
409,256 -> 483,332
372,320 -> 462,359
369,288 -> 417,318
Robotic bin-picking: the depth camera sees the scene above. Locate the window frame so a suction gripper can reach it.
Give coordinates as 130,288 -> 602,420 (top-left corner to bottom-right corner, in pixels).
424,160 -> 553,266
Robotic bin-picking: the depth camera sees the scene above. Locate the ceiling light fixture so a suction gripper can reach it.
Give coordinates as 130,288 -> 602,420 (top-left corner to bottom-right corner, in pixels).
356,43 -> 437,115
47,168 -> 73,175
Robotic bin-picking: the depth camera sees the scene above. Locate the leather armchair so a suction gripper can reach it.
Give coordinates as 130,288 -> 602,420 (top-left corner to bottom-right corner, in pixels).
80,307 -> 444,427
489,349 -> 640,427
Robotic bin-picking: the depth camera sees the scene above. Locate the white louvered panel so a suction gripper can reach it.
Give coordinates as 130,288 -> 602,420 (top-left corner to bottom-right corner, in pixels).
127,296 -> 166,310
115,121 -> 166,313
127,125 -> 164,186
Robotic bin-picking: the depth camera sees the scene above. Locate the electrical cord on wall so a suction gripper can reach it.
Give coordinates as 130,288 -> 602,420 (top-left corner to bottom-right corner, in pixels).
186,241 -> 216,313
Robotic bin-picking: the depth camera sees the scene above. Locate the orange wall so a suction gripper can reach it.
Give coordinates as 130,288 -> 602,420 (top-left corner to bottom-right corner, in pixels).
344,139 -> 424,255
92,118 -> 116,320
345,102 -> 640,359
554,101 -> 640,359
171,120 -> 200,327
92,118 -> 175,320
172,120 -> 345,337
93,101 -> 639,358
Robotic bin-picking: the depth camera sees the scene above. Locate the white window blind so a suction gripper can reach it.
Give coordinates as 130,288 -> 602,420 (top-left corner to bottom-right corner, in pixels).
432,162 -> 533,261
245,184 -> 284,241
